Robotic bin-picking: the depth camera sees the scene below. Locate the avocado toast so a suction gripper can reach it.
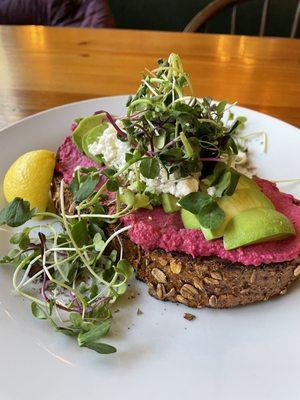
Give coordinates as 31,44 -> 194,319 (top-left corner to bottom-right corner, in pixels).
50,54 -> 300,309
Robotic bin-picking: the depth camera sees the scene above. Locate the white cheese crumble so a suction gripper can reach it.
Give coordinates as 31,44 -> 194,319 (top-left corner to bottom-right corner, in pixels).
88,121 -> 199,198
140,165 -> 199,198
88,121 -> 130,169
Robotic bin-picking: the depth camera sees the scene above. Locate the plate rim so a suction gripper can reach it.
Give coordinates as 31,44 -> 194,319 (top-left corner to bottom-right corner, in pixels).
0,95 -> 298,135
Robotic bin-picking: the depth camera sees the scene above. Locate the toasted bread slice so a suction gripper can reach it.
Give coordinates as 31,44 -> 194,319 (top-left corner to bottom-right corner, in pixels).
51,176 -> 300,308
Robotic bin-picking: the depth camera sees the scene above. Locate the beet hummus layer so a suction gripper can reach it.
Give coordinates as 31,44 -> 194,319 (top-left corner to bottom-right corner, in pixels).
56,134 -> 300,267
123,179 -> 300,266
56,136 -> 98,183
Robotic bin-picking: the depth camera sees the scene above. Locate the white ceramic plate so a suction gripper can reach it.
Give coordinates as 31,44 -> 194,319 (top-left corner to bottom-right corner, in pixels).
0,96 -> 300,400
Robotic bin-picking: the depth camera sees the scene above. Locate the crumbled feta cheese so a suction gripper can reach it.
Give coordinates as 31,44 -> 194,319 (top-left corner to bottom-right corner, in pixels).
88,120 -> 130,169
207,186 -> 216,196
140,165 -> 199,198
88,121 -> 199,198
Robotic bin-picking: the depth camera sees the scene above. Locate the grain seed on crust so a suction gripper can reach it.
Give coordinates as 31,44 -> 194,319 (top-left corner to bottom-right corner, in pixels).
156,283 -> 166,299
180,284 -> 199,300
250,271 -> 257,284
210,272 -> 222,281
294,265 -> 300,277
209,295 -> 218,307
151,268 -> 167,283
176,294 -> 190,306
193,277 -> 206,292
170,260 -> 182,274
204,277 -> 220,285
165,287 -> 176,298
158,257 -> 168,267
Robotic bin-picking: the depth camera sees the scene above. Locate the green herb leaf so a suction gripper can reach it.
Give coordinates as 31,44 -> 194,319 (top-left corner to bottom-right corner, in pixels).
82,124 -> 108,164
180,131 -> 194,159
0,198 -> 35,227
216,100 -> 227,116
74,174 -> 99,203
83,342 -> 116,354
72,114 -> 105,152
140,158 -> 160,179
93,233 -> 105,252
116,259 -> 133,278
71,220 -> 90,247
102,168 -> 117,177
56,327 -> 78,337
106,179 -> 119,192
77,321 -> 111,346
153,132 -> 166,150
178,192 -> 211,215
31,302 -> 48,320
70,312 -> 83,328
197,202 -> 225,229
225,170 -> 240,196
213,170 -> 232,197
133,193 -> 150,210
10,227 -> 31,250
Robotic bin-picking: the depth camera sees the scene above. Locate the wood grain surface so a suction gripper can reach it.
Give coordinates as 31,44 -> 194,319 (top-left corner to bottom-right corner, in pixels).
0,25 -> 299,128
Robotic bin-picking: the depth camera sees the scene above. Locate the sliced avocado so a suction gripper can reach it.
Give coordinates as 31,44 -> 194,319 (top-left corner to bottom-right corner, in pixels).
202,187 -> 274,239
181,208 -> 201,229
236,174 -> 260,191
161,193 -> 180,213
180,173 -> 275,240
223,208 -> 296,250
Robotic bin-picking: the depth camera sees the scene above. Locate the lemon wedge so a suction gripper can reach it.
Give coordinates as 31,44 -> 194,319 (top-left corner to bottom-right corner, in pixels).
3,150 -> 56,213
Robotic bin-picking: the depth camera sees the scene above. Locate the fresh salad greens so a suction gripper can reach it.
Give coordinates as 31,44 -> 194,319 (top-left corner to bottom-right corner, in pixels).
0,53 -> 247,354
72,53 -> 246,227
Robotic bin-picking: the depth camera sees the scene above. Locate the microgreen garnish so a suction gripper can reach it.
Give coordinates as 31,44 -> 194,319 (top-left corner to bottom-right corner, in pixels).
0,53 -> 248,355
0,198 -> 36,227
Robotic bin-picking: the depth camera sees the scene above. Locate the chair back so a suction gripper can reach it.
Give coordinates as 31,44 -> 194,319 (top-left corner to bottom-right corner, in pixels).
184,0 -> 299,37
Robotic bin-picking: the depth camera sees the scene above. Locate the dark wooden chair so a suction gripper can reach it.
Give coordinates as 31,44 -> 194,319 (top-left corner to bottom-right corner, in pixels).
184,0 -> 300,37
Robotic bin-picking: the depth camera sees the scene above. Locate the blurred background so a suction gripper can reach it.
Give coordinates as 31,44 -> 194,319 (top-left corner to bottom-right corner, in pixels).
0,0 -> 299,38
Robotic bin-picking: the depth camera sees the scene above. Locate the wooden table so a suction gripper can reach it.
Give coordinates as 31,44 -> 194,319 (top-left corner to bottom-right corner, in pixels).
0,25 -> 299,129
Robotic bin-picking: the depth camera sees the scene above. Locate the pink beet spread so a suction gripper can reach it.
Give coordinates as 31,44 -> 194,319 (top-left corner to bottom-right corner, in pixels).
56,134 -> 300,266
122,179 -> 300,266
56,136 -> 99,183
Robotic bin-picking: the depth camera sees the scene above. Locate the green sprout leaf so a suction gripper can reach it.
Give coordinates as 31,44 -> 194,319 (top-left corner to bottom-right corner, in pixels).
102,168 -> 117,177
216,100 -> 227,117
93,233 -> 105,252
82,342 -> 116,354
10,227 -> 31,250
106,179 -> 119,192
82,124 -> 108,164
116,259 -> 133,279
77,321 -> 111,346
69,312 -> 83,328
71,220 -> 90,247
197,202 -> 225,229
178,192 -> 211,215
0,198 -> 35,227
31,302 -> 48,320
140,158 -> 160,179
120,189 -> 135,207
72,114 -> 105,152
74,174 -> 99,203
214,170 -> 232,197
153,132 -> 166,150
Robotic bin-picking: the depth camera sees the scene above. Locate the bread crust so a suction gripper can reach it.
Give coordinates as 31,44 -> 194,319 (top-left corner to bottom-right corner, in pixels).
51,175 -> 300,308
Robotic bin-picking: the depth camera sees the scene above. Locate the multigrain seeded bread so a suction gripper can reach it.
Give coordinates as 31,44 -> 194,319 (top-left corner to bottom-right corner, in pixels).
51,176 -> 300,309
